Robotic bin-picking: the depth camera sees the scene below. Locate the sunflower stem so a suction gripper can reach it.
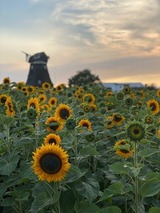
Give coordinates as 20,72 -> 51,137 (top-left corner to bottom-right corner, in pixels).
134,142 -> 139,213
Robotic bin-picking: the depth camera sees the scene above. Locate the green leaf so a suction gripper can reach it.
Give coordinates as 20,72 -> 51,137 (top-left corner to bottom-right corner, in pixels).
80,146 -> 98,157
99,206 -> 122,213
0,155 -> 20,176
75,201 -> 100,213
109,162 -> 129,174
99,182 -> 124,202
138,148 -> 160,158
30,182 -> 59,213
75,178 -> 100,202
140,180 -> 160,197
64,165 -> 86,183
149,207 -> 160,213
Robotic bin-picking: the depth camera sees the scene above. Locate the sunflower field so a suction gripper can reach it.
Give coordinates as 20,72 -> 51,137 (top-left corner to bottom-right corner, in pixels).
0,77 -> 160,213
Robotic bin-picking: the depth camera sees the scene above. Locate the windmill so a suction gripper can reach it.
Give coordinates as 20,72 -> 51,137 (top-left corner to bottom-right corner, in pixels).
24,51 -> 53,87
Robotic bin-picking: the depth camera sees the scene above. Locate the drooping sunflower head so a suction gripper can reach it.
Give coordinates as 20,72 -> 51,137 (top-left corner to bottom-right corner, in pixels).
156,89 -> 160,97
147,99 -> 159,115
114,140 -> 134,158
112,113 -> 125,126
3,77 -> 10,85
54,104 -> 73,122
44,133 -> 61,145
45,116 -> 63,132
6,106 -> 15,117
83,93 -> 95,104
27,97 -> 40,113
0,94 -> 8,105
127,122 -> 145,141
38,94 -> 47,104
105,116 -> 114,129
65,118 -> 76,130
78,119 -> 92,131
32,144 -> 70,182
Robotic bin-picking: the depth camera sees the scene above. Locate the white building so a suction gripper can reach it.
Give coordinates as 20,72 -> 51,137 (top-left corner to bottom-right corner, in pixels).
102,82 -> 144,92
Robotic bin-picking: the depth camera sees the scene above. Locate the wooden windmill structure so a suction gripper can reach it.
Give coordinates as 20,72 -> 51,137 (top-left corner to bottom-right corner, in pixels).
23,51 -> 53,87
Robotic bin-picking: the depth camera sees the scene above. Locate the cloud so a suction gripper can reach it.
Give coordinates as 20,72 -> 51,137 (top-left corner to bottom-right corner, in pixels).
50,0 -> 160,56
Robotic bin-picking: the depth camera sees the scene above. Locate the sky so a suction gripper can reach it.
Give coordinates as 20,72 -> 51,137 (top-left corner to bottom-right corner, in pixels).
0,0 -> 160,86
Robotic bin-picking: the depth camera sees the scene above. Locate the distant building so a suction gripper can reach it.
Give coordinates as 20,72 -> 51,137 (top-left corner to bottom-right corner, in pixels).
102,82 -> 144,92
25,52 -> 53,87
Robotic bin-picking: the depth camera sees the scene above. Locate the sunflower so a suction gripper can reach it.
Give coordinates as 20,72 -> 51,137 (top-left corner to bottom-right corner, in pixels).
40,104 -> 50,112
156,89 -> 160,97
114,140 -> 134,158
38,94 -> 47,104
5,96 -> 14,109
3,77 -> 10,84
65,118 -> 76,130
105,116 -> 114,129
48,97 -> 57,108
45,116 -> 63,132
83,93 -> 95,104
78,119 -> 92,131
144,115 -> 154,124
112,113 -> 125,125
27,86 -> 35,94
44,133 -> 61,145
127,122 -> 145,141
157,129 -> 160,139
32,144 -> 70,182
147,99 -> 159,115
56,84 -> 66,92
5,107 -> 15,117
123,86 -> 131,94
0,94 -> 8,105
125,97 -> 133,106
106,91 -> 113,98
116,92 -> 124,100
54,104 -> 72,122
42,82 -> 51,90
27,97 -> 40,113
21,86 -> 27,92
16,81 -> 25,91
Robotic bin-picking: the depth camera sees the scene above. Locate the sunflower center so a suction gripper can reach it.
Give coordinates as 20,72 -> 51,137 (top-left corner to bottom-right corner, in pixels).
49,122 -> 59,131
150,103 -> 156,111
83,123 -> 89,128
40,153 -> 62,174
49,138 -> 56,145
1,97 -> 7,103
60,109 -> 69,119
133,128 -> 140,135
120,149 -> 130,154
114,115 -> 122,122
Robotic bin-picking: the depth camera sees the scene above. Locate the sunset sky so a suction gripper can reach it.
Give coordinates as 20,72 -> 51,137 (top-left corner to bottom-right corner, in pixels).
0,0 -> 160,86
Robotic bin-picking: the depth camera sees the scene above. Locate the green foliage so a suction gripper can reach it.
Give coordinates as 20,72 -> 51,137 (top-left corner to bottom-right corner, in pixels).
0,80 -> 160,213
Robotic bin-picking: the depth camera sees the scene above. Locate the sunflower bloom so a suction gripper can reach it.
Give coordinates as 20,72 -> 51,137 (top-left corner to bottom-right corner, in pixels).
54,104 -> 72,122
27,97 -> 40,113
48,97 -> 57,108
147,99 -> 159,115
114,140 -> 134,158
45,116 -> 63,132
32,144 -> 70,182
3,77 -> 10,84
78,119 -> 92,131
112,113 -> 125,125
127,122 -> 145,141
44,133 -> 61,145
42,82 -> 51,90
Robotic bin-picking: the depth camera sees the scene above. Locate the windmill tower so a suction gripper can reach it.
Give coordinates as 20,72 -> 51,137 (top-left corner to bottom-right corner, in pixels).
24,52 -> 53,87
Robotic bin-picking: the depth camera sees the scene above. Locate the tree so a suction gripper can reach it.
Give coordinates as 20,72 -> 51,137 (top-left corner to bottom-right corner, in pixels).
68,69 -> 101,87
